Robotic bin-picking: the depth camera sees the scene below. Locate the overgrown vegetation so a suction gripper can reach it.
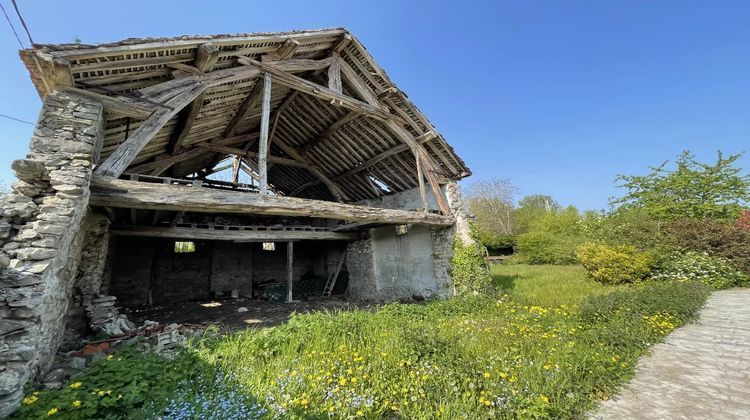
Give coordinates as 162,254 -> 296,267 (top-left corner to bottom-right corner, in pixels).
15,266 -> 710,419
468,150 -> 750,288
450,235 -> 493,295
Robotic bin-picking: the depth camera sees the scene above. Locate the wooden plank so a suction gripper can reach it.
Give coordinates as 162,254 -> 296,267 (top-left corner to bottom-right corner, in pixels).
95,83 -> 209,178
110,225 -> 357,241
169,43 -> 220,154
286,241 -> 294,303
90,176 -> 455,226
237,57 -> 394,122
258,72 -> 272,194
263,38 -> 301,61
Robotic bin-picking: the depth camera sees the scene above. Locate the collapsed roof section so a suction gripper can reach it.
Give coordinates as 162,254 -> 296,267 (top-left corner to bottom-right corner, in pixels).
20,28 -> 470,203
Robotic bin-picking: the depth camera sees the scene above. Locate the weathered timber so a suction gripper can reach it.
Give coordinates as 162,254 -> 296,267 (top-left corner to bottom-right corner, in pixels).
416,147 -> 451,215
127,133 -> 258,173
258,72 -> 272,194
262,38 -> 301,62
89,177 -> 455,226
224,77 -> 264,138
414,147 -> 428,211
96,83 -> 208,177
169,43 -> 220,154
198,143 -> 311,169
328,53 -> 342,94
294,131 -> 437,194
110,225 -> 357,241
299,111 -> 358,157
237,57 -> 394,122
286,241 -> 294,302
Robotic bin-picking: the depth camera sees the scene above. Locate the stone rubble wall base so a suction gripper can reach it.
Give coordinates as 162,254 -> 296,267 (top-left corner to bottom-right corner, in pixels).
0,92 -> 103,417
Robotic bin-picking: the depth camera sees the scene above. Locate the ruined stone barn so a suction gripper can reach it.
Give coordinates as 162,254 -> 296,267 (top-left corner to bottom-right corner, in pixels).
0,28 -> 472,412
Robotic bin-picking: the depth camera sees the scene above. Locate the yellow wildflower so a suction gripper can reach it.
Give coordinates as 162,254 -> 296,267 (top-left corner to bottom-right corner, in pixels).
483,372 -> 491,379
72,400 -> 82,408
22,395 -> 38,405
69,382 -> 82,389
47,407 -> 59,416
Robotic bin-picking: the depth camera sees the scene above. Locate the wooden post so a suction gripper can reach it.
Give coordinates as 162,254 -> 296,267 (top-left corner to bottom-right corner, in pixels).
286,241 -> 294,303
231,155 -> 241,184
258,72 -> 272,194
414,148 -> 428,211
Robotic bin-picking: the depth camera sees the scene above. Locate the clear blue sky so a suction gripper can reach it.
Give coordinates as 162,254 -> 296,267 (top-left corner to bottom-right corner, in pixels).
1,0 -> 748,210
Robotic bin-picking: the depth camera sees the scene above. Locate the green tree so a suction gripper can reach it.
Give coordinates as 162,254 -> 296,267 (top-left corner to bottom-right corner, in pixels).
611,151 -> 750,221
514,194 -> 560,234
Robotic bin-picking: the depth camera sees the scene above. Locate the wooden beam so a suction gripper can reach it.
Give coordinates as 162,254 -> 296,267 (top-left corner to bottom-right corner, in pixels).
328,53 -> 342,94
416,147 -> 451,215
273,138 -> 348,202
414,148 -> 428,211
258,72 -> 272,194
127,133 -> 258,173
224,77 -> 264,138
332,34 -> 353,55
231,155 -> 241,184
138,57 -> 332,100
90,176 -> 455,226
96,83 -> 209,178
197,143 -> 312,169
110,225 -> 357,242
237,57 -> 394,122
268,91 -> 299,146
262,38 -> 301,61
292,131 -> 437,195
286,241 -> 294,303
169,43 -> 220,154
299,111 -> 358,157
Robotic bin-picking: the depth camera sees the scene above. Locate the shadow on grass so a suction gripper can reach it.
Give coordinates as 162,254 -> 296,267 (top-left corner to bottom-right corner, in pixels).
493,272 -> 520,291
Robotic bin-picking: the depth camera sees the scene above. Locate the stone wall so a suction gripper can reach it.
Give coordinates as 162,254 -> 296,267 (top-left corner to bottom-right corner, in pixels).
0,92 -> 103,416
347,181 -> 471,301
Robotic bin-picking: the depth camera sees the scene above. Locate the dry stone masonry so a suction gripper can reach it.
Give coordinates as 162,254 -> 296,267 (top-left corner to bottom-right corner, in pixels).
0,92 -> 103,416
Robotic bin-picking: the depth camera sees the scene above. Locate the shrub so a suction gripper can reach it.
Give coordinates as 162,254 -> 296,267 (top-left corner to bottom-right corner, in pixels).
516,207 -> 585,264
575,242 -> 653,284
652,251 -> 749,289
578,280 -> 711,331
450,237 -> 493,295
665,218 -> 750,274
735,209 -> 750,232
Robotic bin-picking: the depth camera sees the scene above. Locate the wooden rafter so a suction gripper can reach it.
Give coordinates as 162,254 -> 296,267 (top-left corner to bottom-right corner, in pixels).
169,43 -> 220,155
224,77 -> 264,138
298,111 -> 358,157
95,83 -> 208,178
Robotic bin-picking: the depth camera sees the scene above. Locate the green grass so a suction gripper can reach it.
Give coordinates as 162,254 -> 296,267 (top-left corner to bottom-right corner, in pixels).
14,266 -> 711,419
492,263 -> 622,306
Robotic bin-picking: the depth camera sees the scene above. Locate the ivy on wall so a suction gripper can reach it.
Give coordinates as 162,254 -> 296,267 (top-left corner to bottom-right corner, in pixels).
450,228 -> 493,295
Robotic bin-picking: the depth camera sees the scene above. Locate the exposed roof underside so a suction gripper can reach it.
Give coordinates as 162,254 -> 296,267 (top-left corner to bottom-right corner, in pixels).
20,28 -> 470,203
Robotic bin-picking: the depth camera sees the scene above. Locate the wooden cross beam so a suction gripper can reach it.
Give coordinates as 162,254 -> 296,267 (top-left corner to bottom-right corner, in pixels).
298,111 -> 358,157
262,38 -> 301,62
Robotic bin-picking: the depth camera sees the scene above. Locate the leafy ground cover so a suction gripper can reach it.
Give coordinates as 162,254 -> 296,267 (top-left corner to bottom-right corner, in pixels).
14,265 -> 710,419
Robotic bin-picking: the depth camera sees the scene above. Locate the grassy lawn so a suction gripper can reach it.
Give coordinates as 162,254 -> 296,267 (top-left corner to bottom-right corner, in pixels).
492,263 -> 621,306
14,265 -> 711,419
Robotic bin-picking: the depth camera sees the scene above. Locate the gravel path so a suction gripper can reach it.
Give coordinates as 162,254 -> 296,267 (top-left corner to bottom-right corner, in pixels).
594,289 -> 750,419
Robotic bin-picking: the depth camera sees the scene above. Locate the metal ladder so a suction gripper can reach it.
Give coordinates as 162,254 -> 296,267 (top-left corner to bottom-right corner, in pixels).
323,250 -> 347,297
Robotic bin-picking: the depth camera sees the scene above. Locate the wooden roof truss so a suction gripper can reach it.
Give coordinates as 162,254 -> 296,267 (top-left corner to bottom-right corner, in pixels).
21,28 -> 470,213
